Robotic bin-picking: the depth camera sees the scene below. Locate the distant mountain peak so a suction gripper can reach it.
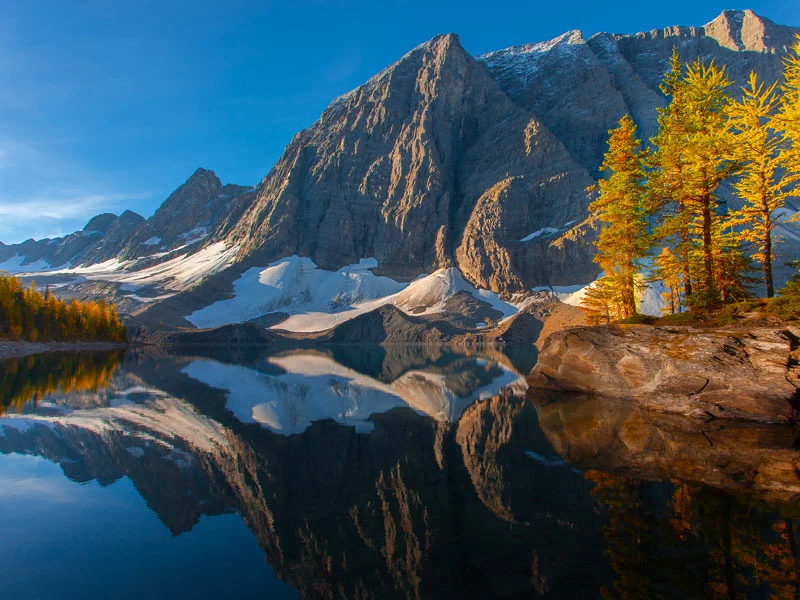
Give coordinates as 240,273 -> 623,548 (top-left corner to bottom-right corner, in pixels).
703,8 -> 779,52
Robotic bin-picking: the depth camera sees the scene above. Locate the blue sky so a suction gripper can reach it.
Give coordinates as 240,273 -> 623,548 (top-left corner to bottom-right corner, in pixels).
2,0 -> 799,243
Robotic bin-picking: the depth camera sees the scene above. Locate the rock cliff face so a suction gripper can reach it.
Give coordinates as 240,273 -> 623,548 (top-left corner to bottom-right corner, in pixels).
528,325 -> 800,424
226,34 -> 596,293
116,168 -> 253,261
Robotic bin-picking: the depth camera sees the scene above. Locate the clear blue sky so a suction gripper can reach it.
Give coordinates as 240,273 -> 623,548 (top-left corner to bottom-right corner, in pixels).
1,0 -> 799,243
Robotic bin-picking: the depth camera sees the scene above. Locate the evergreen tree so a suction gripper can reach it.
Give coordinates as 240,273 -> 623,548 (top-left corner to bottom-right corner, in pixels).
582,115 -> 651,320
778,36 -> 800,188
728,72 -> 788,297
681,59 -> 740,307
649,49 -> 696,306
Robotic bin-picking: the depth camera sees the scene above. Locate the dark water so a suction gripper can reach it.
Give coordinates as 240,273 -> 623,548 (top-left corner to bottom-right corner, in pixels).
1,346 -> 800,599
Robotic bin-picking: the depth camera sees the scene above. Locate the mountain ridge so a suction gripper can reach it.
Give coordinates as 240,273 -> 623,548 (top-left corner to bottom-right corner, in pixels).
2,9 -> 798,332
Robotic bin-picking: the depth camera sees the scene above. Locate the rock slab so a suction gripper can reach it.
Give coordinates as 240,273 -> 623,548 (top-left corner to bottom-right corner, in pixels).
528,325 -> 799,424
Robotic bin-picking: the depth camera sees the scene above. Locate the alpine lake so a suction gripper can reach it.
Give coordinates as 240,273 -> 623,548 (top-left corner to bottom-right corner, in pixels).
1,344 -> 800,599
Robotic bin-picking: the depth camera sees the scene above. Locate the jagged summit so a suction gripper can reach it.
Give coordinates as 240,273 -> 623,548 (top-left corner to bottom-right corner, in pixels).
328,32 -> 466,110
703,9 -> 797,53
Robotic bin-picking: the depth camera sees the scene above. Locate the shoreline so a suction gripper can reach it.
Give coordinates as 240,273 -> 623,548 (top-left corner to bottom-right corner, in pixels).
0,340 -> 128,360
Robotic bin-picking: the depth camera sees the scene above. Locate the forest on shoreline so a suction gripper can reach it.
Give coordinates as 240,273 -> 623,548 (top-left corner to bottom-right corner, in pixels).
0,275 -> 126,343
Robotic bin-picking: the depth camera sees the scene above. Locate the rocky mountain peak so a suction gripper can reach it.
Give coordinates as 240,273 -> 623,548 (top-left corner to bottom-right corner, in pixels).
703,9 -> 788,52
83,213 -> 118,234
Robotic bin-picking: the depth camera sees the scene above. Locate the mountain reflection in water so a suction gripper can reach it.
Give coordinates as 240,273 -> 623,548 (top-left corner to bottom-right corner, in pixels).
1,345 -> 799,599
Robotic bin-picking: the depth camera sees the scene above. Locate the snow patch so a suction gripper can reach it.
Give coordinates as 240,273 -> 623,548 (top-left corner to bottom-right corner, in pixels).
0,255 -> 58,274
537,274 -> 664,317
478,30 -> 586,82
141,236 -> 162,246
520,227 -> 559,242
188,258 -> 518,333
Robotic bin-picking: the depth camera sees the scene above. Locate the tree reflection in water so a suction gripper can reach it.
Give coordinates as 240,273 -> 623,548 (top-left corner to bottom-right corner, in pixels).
0,350 -> 124,414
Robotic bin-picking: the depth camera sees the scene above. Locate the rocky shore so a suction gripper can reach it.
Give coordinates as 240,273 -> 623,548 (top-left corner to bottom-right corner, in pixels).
0,340 -> 128,360
528,324 -> 800,424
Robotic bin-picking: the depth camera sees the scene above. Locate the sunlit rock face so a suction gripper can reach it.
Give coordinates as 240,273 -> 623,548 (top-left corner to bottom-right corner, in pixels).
529,325 -> 799,424
225,33 -> 595,294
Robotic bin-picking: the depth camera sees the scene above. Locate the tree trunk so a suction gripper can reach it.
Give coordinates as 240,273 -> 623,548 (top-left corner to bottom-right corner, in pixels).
764,209 -> 774,298
702,194 -> 718,305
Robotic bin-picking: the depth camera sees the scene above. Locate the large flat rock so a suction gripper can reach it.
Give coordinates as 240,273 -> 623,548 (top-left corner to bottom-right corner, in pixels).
528,325 -> 799,424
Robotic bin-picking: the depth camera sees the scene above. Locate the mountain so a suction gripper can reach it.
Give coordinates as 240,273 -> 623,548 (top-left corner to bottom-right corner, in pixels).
1,9 -> 798,332
0,168 -> 255,272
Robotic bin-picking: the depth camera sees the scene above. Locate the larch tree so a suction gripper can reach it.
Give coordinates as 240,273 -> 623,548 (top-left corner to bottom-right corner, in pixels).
680,59 -> 740,307
583,115 -> 651,321
778,36 -> 800,187
728,72 -> 788,297
649,49 -> 695,305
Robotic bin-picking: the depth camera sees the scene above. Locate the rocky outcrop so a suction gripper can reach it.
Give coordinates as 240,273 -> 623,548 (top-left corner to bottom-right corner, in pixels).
118,168 -> 254,261
528,325 -> 799,424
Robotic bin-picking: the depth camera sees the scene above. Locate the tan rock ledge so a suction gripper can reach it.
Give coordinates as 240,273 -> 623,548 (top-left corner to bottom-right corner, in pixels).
527,325 -> 800,425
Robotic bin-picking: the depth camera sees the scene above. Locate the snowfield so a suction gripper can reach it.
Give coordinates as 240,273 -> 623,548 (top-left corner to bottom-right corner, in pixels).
2,242 -> 240,298
0,255 -> 59,274
187,257 -> 519,332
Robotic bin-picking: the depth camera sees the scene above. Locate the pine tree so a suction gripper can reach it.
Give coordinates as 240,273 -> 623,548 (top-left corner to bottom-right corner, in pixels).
652,247 -> 684,314
649,49 -> 696,305
728,72 -> 789,297
583,115 -> 651,321
680,59 -> 740,307
779,36 -> 800,188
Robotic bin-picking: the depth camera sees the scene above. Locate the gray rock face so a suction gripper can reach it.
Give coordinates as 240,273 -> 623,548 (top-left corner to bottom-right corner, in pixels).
528,325 -> 799,424
480,9 -> 797,178
226,34 -> 597,293
118,168 -> 254,261
222,10 -> 799,296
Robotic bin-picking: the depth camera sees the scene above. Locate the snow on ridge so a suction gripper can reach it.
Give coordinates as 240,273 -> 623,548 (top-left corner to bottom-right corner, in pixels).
0,255 -> 60,274
520,227 -> 559,242
0,391 -> 229,455
141,236 -> 162,246
187,257 -> 519,332
478,30 -> 586,81
42,241 -> 239,293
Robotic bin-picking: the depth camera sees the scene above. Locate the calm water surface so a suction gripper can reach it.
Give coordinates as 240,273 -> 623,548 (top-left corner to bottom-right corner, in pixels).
1,345 -> 799,599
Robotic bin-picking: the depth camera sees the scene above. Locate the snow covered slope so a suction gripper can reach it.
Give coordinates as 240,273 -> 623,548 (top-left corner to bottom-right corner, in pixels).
187,258 -> 519,332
